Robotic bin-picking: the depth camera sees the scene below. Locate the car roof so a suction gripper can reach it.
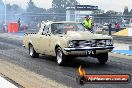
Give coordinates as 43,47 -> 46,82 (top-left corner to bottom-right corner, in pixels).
49,21 -> 81,24
44,21 -> 81,27
54,21 -> 79,23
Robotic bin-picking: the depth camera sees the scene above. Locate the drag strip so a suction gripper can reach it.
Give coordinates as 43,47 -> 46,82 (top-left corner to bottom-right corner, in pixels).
0,36 -> 132,88
0,75 -> 18,88
113,35 -> 132,44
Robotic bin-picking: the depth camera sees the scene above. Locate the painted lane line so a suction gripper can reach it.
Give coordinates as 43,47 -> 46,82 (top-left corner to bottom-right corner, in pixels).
112,52 -> 132,56
0,76 -> 18,88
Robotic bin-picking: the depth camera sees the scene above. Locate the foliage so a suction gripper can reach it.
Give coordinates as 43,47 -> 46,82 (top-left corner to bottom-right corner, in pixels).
26,0 -> 46,13
123,6 -> 129,15
92,9 -> 104,14
105,10 -> 118,15
52,0 -> 79,21
129,9 -> 132,15
7,4 -> 23,14
52,0 -> 78,13
1,0 -> 132,25
26,0 -> 47,24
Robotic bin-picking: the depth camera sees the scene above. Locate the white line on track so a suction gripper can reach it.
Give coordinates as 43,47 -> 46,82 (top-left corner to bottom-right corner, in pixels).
0,76 -> 18,88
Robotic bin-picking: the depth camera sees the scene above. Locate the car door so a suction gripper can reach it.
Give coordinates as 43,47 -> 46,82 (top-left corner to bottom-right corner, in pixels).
38,26 -> 50,54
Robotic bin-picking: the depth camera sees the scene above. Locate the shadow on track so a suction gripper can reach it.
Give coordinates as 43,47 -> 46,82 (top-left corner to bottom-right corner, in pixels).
34,55 -> 107,69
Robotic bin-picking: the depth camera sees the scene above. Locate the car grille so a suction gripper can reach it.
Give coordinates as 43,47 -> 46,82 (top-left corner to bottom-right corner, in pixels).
73,40 -> 107,48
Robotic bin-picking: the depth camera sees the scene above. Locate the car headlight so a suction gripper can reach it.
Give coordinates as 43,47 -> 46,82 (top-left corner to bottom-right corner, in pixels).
106,40 -> 113,46
99,40 -> 106,44
96,40 -> 106,47
68,41 -> 76,48
91,40 -> 96,47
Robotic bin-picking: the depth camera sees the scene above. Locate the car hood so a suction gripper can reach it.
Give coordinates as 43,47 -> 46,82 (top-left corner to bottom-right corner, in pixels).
59,31 -> 112,40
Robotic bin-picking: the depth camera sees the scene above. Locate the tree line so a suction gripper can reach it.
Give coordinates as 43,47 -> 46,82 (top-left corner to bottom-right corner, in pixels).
0,0 -> 132,25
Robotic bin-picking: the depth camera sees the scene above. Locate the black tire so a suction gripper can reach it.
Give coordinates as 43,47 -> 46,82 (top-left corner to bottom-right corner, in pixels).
66,56 -> 77,62
29,44 -> 39,58
97,53 -> 108,64
56,47 -> 67,66
76,76 -> 86,85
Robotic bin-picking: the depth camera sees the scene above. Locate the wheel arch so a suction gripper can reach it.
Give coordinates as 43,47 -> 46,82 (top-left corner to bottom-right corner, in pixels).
28,39 -> 33,48
28,42 -> 32,48
55,45 -> 61,52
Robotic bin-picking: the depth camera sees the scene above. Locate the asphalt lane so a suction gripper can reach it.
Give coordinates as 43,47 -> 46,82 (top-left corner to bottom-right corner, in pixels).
113,36 -> 132,45
0,37 -> 132,88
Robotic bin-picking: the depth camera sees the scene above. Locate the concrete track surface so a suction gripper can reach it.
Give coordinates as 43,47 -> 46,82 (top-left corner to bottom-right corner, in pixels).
0,36 -> 132,88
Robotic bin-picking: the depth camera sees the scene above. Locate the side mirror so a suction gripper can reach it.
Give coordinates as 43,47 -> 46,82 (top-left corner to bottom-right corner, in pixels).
42,32 -> 51,36
47,33 -> 51,36
42,32 -> 45,35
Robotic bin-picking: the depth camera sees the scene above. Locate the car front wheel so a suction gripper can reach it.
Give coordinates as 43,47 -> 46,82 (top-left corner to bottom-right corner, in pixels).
29,44 -> 39,58
97,53 -> 108,64
56,47 -> 66,66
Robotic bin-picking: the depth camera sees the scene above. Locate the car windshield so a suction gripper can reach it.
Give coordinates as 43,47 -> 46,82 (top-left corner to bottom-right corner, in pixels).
51,23 -> 85,34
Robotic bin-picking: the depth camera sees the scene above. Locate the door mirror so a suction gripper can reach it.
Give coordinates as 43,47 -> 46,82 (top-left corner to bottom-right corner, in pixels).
42,31 -> 46,35
47,33 -> 51,36
42,32 -> 51,36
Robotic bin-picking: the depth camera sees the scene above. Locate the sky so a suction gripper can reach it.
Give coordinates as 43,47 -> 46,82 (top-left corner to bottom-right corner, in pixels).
2,0 -> 132,12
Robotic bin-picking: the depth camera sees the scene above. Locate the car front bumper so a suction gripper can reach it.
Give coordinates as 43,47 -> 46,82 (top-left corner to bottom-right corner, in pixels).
64,46 -> 114,55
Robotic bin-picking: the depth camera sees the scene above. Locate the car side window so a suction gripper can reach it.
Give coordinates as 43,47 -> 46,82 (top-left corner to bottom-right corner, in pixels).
51,24 -> 57,34
42,26 -> 49,35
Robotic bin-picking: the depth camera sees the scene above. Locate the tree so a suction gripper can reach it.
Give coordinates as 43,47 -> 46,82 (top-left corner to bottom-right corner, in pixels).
25,0 -> 47,24
123,6 -> 129,15
27,0 -> 46,13
129,9 -> 132,15
92,9 -> 104,15
52,0 -> 79,21
67,0 -> 78,7
5,4 -> 24,23
52,0 -> 78,13
105,10 -> 118,15
26,0 -> 36,13
7,4 -> 23,13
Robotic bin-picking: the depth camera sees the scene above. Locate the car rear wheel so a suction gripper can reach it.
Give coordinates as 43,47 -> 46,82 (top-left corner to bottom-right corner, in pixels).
56,47 -> 66,66
29,44 -> 39,58
97,53 -> 108,64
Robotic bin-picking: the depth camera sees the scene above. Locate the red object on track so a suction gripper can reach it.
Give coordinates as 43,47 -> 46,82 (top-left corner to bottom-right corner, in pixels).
8,23 -> 19,33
